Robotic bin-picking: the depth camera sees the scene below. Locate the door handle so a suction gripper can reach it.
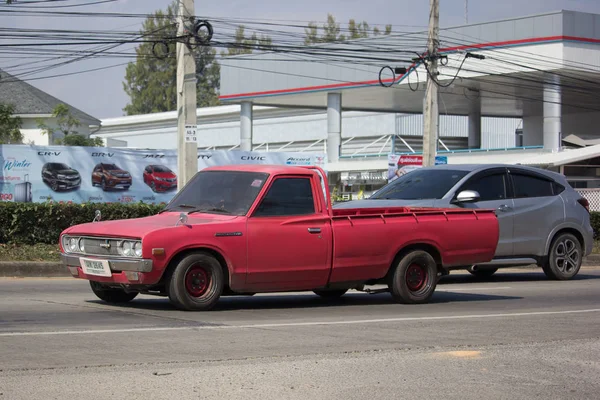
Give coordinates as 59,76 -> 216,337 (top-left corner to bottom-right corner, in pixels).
497,204 -> 512,212
308,227 -> 321,234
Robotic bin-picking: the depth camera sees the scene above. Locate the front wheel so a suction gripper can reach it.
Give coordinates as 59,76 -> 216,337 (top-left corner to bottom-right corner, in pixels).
89,281 -> 138,304
167,252 -> 224,311
542,233 -> 582,280
313,289 -> 348,298
388,250 -> 438,304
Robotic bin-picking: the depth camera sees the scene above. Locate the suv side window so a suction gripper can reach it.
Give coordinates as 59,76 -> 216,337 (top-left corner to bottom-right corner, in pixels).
254,178 -> 315,217
511,173 -> 554,198
460,173 -> 507,201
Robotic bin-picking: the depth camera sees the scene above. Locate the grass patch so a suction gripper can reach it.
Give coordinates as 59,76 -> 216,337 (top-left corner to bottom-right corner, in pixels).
0,243 -> 61,262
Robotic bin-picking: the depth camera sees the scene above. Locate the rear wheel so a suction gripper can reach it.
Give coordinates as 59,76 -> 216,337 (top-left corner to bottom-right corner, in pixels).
388,250 -> 438,304
467,266 -> 498,278
167,252 -> 224,311
542,233 -> 582,280
89,281 -> 138,304
313,289 -> 348,298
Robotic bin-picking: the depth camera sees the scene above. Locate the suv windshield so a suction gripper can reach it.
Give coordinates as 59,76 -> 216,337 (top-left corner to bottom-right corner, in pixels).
164,170 -> 269,215
103,164 -> 118,170
370,169 -> 468,200
50,163 -> 69,170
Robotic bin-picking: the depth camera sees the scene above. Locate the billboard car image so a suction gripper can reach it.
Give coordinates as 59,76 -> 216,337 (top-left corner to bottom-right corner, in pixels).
143,165 -> 177,192
41,162 -> 81,192
91,163 -> 132,191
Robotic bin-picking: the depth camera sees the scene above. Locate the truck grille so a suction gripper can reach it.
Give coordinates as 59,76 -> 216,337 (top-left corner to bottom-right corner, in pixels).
80,237 -> 122,256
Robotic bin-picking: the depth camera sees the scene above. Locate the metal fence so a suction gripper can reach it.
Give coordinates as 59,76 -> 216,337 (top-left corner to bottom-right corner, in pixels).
576,189 -> 600,212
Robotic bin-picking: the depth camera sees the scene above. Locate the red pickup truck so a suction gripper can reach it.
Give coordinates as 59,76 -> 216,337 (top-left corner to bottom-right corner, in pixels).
60,165 -> 499,311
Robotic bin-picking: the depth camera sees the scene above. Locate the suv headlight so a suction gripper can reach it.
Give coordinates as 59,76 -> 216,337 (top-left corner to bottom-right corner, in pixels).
117,240 -> 142,258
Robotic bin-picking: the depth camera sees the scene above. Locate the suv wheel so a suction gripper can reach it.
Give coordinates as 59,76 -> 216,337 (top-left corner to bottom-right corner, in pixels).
542,232 -> 582,280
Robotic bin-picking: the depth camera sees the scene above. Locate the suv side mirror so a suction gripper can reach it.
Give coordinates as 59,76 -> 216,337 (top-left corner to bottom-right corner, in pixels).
453,190 -> 480,204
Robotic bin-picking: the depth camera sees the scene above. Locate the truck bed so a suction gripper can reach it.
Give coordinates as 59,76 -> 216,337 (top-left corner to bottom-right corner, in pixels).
328,205 -> 499,283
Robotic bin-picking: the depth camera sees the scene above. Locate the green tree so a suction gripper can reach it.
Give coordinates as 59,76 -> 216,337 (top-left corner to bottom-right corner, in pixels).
123,1 -> 220,115
305,14 -> 392,44
0,103 -> 23,144
37,104 -> 103,147
221,25 -> 272,57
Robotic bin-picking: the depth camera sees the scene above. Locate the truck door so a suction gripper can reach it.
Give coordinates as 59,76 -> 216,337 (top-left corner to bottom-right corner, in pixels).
245,175 -> 332,289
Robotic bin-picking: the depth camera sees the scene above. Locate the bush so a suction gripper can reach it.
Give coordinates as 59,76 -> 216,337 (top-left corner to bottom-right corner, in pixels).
0,202 -> 164,245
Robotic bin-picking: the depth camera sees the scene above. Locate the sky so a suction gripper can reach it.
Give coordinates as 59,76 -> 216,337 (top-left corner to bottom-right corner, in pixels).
1,0 -> 600,120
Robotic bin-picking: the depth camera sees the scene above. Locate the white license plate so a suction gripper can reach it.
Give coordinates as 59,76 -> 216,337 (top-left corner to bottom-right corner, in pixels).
80,258 -> 112,277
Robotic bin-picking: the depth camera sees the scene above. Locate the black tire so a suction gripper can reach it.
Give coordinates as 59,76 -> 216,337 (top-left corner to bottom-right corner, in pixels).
101,178 -> 107,191
89,281 -> 138,304
388,250 -> 438,304
542,233 -> 582,280
150,181 -> 156,192
51,180 -> 59,191
166,252 -> 224,311
467,266 -> 498,278
313,289 -> 348,298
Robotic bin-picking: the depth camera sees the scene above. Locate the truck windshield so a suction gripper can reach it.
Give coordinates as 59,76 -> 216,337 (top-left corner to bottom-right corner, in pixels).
164,170 -> 269,215
370,169 -> 468,200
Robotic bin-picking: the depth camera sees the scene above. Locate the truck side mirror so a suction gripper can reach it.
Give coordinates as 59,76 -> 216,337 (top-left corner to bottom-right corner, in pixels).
452,190 -> 480,204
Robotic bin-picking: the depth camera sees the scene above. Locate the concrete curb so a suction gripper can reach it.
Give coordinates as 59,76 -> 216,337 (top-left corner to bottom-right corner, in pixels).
0,262 -> 68,278
1,254 -> 600,278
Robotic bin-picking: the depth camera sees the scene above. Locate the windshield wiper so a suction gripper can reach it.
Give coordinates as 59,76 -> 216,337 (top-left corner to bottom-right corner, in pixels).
159,204 -> 198,214
188,207 -> 232,215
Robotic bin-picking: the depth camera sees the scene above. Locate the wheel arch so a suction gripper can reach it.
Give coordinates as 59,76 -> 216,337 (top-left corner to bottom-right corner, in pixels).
545,225 -> 586,255
386,242 -> 443,280
161,246 -> 232,290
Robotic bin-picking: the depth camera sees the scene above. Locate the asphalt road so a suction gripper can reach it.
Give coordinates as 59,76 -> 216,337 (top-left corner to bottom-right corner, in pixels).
1,268 -> 600,399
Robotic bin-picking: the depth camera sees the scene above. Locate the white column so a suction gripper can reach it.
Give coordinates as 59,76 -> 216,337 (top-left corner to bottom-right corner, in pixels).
327,93 -> 342,163
543,76 -> 562,152
240,101 -> 253,151
468,98 -> 481,149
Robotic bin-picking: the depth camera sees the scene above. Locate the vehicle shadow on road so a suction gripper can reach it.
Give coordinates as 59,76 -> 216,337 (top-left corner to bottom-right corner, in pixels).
439,271 -> 600,285
86,291 -> 523,312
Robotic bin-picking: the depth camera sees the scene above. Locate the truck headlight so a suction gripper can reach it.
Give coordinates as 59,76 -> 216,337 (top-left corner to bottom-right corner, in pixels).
117,240 -> 142,258
134,242 -> 143,257
62,236 -> 81,253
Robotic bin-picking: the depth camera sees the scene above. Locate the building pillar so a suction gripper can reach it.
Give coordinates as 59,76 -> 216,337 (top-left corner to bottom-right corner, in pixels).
543,76 -> 562,152
240,101 -> 253,151
468,97 -> 482,149
327,93 -> 342,163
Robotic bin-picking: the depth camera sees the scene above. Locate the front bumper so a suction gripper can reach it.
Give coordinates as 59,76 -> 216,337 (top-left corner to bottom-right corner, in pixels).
60,253 -> 159,284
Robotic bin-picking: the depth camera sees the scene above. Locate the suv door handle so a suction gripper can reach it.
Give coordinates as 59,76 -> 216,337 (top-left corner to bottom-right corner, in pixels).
308,227 -> 321,234
497,204 -> 512,212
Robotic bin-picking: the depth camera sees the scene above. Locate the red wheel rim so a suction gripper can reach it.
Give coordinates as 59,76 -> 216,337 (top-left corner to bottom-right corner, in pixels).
185,265 -> 210,297
406,263 -> 426,291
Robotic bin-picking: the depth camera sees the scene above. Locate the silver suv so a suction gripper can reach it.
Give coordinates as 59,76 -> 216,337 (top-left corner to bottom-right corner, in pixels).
334,164 -> 594,280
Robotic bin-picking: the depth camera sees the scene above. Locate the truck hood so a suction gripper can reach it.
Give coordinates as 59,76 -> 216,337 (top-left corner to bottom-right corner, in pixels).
63,212 -> 239,239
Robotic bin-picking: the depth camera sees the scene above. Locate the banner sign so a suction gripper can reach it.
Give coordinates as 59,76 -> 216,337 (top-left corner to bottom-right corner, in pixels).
0,145 -> 326,204
387,154 -> 448,182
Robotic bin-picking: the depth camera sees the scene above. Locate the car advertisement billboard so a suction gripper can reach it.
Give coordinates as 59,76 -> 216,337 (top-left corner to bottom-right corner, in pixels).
0,145 -> 327,204
387,154 -> 448,182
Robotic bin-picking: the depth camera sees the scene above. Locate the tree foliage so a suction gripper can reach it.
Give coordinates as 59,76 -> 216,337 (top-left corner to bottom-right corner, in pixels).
0,103 -> 23,144
304,13 -> 392,44
122,1 -> 221,115
37,104 -> 103,147
221,25 -> 272,57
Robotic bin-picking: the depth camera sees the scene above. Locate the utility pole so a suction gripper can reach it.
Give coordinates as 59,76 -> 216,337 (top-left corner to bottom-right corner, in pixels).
176,0 -> 198,189
422,0 -> 439,167
465,0 -> 468,24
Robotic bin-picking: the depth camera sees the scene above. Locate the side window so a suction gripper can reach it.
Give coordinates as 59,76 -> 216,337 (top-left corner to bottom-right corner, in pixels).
254,178 -> 315,217
460,173 -> 506,201
512,173 -> 554,198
